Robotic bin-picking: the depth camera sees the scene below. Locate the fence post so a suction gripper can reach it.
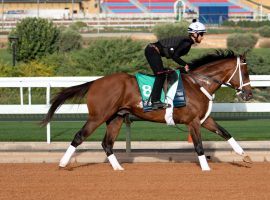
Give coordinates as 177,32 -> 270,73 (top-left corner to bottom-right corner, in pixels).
46,123 -> 51,144
28,87 -> 31,105
46,84 -> 51,144
124,114 -> 132,153
20,86 -> 23,105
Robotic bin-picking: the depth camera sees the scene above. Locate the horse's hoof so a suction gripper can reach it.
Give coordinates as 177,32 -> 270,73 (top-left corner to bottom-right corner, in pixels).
118,167 -> 124,171
114,168 -> 124,171
113,166 -> 124,171
243,155 -> 252,164
58,165 -> 73,171
58,166 -> 66,170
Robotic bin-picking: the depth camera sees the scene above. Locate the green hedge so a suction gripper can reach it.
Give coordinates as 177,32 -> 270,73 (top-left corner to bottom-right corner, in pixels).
58,29 -> 83,52
1,43 -> 270,77
246,48 -> 270,75
41,38 -> 149,76
2,46 -> 270,77
222,20 -> 270,28
152,22 -> 189,40
227,33 -> 258,55
258,26 -> 270,38
206,28 -> 255,34
69,21 -> 88,32
1,43 -> 270,103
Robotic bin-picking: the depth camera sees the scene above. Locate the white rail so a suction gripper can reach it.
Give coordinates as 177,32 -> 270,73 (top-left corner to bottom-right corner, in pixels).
0,75 -> 270,143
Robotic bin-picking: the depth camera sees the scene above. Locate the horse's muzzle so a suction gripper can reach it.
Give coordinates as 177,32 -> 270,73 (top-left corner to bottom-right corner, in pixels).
239,90 -> 253,101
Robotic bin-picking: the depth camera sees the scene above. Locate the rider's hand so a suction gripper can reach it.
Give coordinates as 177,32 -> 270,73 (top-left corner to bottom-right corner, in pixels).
184,64 -> 190,72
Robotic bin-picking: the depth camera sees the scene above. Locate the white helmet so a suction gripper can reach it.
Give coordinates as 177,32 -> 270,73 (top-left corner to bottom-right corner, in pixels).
188,19 -> 206,34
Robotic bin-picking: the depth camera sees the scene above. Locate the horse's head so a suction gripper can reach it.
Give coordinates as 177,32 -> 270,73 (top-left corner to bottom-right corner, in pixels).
226,55 -> 253,101
189,50 -> 253,101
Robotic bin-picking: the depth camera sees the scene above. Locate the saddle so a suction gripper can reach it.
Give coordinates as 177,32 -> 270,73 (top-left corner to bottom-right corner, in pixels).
135,69 -> 186,112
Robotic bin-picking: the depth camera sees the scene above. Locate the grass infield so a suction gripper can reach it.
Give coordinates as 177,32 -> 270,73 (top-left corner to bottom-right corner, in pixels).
0,119 -> 269,142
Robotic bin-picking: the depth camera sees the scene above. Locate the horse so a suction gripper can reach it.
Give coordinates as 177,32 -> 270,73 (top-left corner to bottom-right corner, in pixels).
42,50 -> 253,171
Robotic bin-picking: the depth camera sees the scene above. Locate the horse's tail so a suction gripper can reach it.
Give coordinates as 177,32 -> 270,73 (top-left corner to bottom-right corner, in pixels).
41,81 -> 93,126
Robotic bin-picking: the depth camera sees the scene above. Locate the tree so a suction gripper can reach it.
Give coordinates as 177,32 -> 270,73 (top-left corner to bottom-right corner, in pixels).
9,17 -> 60,62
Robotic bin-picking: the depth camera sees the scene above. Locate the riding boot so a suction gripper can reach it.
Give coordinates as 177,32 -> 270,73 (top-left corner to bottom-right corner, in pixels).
151,74 -> 171,110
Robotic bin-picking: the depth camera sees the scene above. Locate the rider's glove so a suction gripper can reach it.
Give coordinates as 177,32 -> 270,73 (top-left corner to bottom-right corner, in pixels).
184,64 -> 190,72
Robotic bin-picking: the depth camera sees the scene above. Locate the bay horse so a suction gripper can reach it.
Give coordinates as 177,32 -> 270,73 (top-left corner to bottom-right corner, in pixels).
42,50 -> 253,171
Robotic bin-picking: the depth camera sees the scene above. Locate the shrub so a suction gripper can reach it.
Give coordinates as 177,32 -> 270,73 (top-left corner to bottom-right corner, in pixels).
39,44 -> 270,76
215,88 -> 235,102
58,29 -> 83,52
0,49 -> 12,66
222,20 -> 236,27
237,20 -> 270,28
222,20 -> 270,28
0,60 -> 13,76
14,61 -> 54,77
258,26 -> 270,37
9,17 -> 60,62
69,21 -> 88,32
152,21 -> 189,40
246,49 -> 270,75
227,33 -> 258,55
47,38 -> 148,76
207,28 -> 250,34
40,52 -> 79,76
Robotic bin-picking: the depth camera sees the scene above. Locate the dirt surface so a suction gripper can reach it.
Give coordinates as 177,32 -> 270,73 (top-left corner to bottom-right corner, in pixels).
1,33 -> 266,49
0,163 -> 269,200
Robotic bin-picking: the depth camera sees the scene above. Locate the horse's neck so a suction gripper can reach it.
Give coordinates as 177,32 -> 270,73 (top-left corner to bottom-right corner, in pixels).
191,59 -> 234,95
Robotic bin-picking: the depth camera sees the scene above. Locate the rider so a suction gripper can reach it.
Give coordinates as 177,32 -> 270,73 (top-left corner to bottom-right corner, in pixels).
145,19 -> 206,110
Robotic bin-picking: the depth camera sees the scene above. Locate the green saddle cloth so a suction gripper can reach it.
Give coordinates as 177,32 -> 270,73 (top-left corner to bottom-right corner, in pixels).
135,70 -> 186,112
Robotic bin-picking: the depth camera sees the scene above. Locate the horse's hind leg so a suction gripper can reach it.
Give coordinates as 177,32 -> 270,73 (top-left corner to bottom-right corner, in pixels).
102,115 -> 124,170
188,118 -> 210,171
59,118 -> 103,168
202,117 -> 252,163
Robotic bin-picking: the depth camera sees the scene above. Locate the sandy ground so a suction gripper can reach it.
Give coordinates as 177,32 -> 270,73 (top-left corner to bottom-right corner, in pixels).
2,33 -> 268,49
0,162 -> 269,200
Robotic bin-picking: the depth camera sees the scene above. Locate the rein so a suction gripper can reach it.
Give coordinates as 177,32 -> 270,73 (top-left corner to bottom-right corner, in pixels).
187,56 -> 250,94
188,71 -> 242,92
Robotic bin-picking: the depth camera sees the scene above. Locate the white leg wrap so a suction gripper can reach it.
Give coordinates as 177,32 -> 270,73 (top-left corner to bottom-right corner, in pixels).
198,155 -> 211,171
164,81 -> 177,126
59,145 -> 76,167
108,154 -> 124,171
228,137 -> 244,155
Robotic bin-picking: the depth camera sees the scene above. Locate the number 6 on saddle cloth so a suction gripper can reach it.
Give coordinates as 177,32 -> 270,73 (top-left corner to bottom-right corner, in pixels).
135,69 -> 186,112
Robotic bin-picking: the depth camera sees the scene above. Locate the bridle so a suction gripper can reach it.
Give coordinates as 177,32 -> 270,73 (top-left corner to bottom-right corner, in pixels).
225,56 -> 250,94
188,56 -> 250,94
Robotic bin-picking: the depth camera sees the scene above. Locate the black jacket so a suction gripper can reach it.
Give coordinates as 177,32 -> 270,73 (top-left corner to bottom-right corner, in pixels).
153,36 -> 194,66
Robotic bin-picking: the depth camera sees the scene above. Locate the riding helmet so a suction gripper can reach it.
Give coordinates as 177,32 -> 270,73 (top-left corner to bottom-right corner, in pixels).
188,19 -> 206,33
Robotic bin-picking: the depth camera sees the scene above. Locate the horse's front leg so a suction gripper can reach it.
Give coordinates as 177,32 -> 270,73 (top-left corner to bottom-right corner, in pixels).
202,117 -> 252,163
188,118 -> 211,171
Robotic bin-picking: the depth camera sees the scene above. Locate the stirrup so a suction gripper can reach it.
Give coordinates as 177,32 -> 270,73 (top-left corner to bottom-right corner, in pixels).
151,101 -> 171,110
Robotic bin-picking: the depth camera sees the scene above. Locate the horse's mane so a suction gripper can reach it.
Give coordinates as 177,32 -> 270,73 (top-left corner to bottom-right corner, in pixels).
188,49 -> 236,70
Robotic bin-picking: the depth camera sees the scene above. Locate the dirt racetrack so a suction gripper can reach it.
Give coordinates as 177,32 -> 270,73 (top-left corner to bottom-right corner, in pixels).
0,162 -> 269,200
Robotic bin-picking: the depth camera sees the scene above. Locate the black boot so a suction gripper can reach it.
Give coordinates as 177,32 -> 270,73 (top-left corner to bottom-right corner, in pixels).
152,101 -> 171,110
